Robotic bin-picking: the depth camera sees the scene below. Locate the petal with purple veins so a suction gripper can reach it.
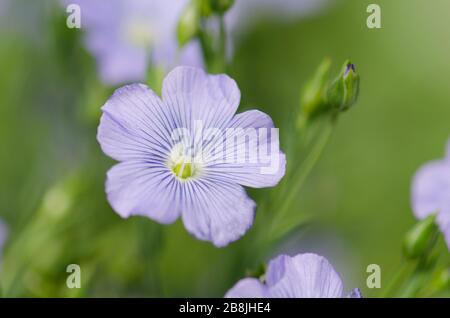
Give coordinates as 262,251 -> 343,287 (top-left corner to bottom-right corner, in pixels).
162,66 -> 241,130
105,161 -> 181,223
204,110 -> 286,188
97,83 -> 175,162
267,253 -> 343,298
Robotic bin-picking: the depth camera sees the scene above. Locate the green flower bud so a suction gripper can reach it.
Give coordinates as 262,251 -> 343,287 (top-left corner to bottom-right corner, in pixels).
327,60 -> 360,111
297,58 -> 331,129
297,59 -> 360,130
177,1 -> 200,47
403,214 -> 438,259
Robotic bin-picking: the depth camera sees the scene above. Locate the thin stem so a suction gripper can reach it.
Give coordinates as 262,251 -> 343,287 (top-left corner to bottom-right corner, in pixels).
380,259 -> 413,297
198,14 -> 227,73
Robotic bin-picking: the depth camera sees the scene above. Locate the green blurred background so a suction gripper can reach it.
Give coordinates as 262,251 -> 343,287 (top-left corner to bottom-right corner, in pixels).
0,0 -> 449,297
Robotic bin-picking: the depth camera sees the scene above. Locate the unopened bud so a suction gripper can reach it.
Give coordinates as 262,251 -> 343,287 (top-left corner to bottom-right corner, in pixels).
327,60 -> 360,111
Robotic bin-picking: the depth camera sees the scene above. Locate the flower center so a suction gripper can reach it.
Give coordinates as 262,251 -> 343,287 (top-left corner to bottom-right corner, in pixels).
167,143 -> 202,181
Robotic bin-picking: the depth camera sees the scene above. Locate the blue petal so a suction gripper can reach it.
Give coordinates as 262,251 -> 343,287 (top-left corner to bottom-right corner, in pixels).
181,177 -> 255,247
106,161 -> 181,223
97,83 -> 174,162
204,110 -> 286,188
266,253 -> 343,298
162,66 -> 241,131
225,278 -> 267,298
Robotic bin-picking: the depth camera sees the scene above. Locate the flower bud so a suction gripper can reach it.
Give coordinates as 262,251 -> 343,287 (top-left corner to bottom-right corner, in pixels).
177,1 -> 200,46
403,214 -> 438,259
297,59 -> 360,129
327,60 -> 360,112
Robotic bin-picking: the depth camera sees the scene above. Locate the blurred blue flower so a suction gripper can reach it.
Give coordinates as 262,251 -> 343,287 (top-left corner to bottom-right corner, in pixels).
63,0 -> 203,85
225,253 -> 361,298
61,0 -> 326,85
97,66 -> 285,247
412,139 -> 450,250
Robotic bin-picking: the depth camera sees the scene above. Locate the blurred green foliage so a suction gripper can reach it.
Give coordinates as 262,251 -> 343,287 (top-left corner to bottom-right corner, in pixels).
0,0 -> 449,297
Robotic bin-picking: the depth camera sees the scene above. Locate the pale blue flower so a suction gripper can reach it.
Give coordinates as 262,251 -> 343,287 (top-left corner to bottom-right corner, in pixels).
97,66 -> 285,247
225,253 -> 361,298
412,139 -> 450,250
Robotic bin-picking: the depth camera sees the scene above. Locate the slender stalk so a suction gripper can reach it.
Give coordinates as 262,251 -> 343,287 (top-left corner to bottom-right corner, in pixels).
269,118 -> 335,237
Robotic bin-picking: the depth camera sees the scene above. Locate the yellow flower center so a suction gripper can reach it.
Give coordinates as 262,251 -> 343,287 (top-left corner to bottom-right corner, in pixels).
172,161 -> 194,179
167,143 -> 202,181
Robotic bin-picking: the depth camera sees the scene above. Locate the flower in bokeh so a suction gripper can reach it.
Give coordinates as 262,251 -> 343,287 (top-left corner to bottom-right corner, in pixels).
0,219 -> 8,262
62,0 -> 326,85
225,253 -> 361,298
412,139 -> 450,250
97,66 -> 285,247
63,0 -> 203,85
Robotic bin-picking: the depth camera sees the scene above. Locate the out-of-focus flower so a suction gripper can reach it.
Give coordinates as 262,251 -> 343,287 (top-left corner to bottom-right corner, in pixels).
412,139 -> 450,250
97,66 -> 285,247
62,0 -> 203,85
225,253 -> 361,298
0,219 -> 8,259
62,0 -> 327,85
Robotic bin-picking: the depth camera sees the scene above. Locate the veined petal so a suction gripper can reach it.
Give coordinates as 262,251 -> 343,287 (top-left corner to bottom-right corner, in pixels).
267,253 -> 343,298
106,161 -> 181,223
265,254 -> 290,286
181,177 -> 255,247
203,110 -> 286,188
97,83 -> 175,162
161,66 -> 240,131
411,160 -> 450,219
225,278 -> 267,298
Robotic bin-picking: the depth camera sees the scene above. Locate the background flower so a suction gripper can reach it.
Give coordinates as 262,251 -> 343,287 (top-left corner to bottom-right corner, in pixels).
97,66 -> 285,247
412,139 -> 450,250
62,0 -> 327,85
225,253 -> 361,298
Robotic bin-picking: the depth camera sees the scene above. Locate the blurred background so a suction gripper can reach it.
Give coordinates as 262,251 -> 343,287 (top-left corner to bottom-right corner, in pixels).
0,0 -> 449,297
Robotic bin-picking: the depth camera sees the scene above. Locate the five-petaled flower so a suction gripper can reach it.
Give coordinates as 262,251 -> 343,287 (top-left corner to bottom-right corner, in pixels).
97,66 -> 285,247
412,139 -> 450,250
225,253 -> 361,298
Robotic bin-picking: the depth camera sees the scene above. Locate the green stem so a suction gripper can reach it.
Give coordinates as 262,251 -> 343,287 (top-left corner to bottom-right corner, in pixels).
198,14 -> 227,73
269,118 -> 335,237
